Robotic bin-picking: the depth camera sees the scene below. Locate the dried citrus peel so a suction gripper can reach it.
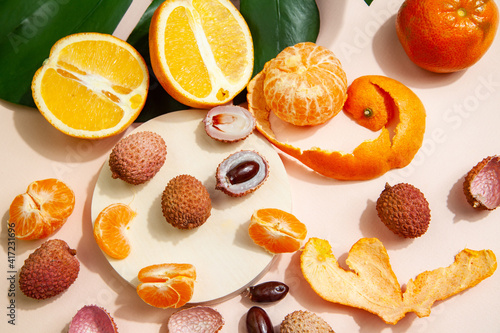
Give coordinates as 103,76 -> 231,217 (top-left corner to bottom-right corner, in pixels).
300,237 -> 497,324
247,74 -> 426,180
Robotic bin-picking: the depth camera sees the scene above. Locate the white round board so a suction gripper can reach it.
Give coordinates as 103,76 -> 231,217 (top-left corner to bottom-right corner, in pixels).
91,109 -> 292,304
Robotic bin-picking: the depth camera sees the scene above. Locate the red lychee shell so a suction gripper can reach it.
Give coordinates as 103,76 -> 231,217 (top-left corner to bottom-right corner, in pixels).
167,306 -> 224,333
68,305 -> 118,333
463,155 -> 500,210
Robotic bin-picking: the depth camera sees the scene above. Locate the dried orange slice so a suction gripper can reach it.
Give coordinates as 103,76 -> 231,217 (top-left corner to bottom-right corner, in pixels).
9,178 -> 75,240
32,33 -> 149,139
247,74 -> 426,180
93,203 -> 137,260
149,0 -> 253,108
260,42 -> 347,126
248,208 -> 307,254
136,263 -> 196,309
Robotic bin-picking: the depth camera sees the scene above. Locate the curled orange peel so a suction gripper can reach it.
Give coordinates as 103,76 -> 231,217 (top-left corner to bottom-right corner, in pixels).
247,74 -> 426,180
300,237 -> 497,324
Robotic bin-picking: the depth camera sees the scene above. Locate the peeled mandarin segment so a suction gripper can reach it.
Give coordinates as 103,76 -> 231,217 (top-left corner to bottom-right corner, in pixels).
149,0 -> 253,108
27,178 -> 75,220
249,208 -> 307,254
247,72 -> 425,180
300,237 -> 497,325
32,33 -> 148,139
93,203 -> 136,260
262,42 -> 347,126
136,277 -> 195,309
138,263 -> 196,283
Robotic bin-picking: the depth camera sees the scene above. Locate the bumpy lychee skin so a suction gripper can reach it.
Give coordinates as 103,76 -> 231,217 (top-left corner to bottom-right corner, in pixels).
19,239 -> 80,300
69,305 -> 119,333
109,131 -> 167,185
161,175 -> 212,230
280,310 -> 335,333
376,183 -> 431,238
463,155 -> 500,210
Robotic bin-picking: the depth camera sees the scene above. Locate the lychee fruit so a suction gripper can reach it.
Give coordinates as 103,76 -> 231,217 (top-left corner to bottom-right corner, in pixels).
19,239 -> 80,299
109,131 -> 167,185
161,174 -> 212,230
463,155 -> 500,210
280,310 -> 335,333
376,183 -> 431,238
69,305 -> 118,333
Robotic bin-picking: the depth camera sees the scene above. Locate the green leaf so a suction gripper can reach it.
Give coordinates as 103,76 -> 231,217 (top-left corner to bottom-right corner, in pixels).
240,0 -> 320,77
365,0 -> 375,5
0,0 -> 133,107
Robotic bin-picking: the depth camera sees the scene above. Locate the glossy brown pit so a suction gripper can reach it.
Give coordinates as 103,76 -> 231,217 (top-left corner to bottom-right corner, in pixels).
227,161 -> 260,185
246,306 -> 273,333
245,281 -> 289,303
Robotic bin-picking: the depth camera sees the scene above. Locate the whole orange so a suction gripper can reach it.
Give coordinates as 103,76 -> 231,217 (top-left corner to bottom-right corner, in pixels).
396,0 -> 499,73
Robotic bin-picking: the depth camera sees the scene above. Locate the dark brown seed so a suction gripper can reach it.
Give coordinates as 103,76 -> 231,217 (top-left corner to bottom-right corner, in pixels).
245,281 -> 289,303
246,306 -> 273,333
227,161 -> 260,185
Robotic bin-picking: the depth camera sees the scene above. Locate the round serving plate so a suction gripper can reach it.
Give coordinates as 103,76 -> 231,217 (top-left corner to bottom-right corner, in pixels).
91,109 -> 292,304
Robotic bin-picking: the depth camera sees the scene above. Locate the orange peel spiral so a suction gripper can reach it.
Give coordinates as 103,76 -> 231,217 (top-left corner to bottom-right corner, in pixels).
247,74 -> 426,180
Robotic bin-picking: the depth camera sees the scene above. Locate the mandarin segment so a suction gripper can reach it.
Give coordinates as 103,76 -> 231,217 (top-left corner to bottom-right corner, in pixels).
248,208 -> 307,254
9,178 -> 75,240
300,237 -> 497,324
93,203 -> 137,260
31,32 -> 149,139
136,263 -> 196,309
149,0 -> 253,108
247,73 -> 425,180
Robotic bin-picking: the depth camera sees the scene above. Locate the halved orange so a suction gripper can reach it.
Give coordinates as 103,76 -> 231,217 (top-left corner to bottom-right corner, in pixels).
248,208 -> 307,254
9,178 -> 75,240
93,203 -> 137,260
136,263 -> 196,309
149,0 -> 253,108
32,32 -> 149,139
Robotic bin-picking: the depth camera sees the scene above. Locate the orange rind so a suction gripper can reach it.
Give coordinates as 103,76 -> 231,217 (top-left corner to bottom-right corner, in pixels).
300,237 -> 497,324
247,74 -> 426,180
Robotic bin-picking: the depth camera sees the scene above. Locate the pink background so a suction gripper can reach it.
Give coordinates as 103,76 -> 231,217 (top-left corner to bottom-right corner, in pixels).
1,0 -> 500,332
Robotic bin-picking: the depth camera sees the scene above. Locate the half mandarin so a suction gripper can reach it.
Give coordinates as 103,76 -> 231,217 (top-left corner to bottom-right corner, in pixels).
9,178 -> 75,240
137,263 -> 196,309
249,208 -> 307,254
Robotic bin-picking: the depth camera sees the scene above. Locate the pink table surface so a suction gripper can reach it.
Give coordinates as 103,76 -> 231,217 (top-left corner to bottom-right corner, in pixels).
2,0 -> 500,332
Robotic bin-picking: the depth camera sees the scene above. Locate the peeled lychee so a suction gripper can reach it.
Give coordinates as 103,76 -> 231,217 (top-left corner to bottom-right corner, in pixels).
69,305 -> 118,333
463,155 -> 500,210
19,239 -> 80,299
376,183 -> 431,238
280,310 -> 334,333
161,174 -> 212,229
109,131 -> 167,185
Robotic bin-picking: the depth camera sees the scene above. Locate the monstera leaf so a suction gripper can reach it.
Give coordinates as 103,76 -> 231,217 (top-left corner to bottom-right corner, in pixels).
0,0 -> 133,107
